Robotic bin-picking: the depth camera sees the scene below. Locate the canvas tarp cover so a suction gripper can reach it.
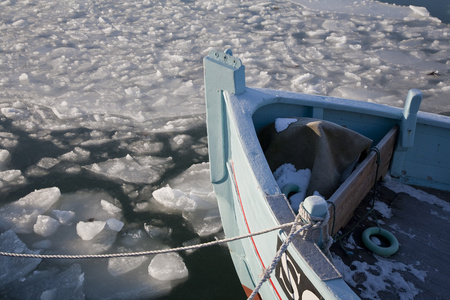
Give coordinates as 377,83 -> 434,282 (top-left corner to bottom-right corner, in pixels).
259,118 -> 373,199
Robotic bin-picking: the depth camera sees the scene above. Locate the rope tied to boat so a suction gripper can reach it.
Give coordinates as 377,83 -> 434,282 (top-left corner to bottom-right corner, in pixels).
247,202 -> 331,300
298,198 -> 333,257
298,199 -> 330,226
0,221 -> 298,260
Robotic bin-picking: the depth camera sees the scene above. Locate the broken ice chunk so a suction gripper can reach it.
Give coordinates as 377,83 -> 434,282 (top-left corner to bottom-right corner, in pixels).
58,147 -> 90,162
52,210 -> 75,225
183,237 -> 201,255
0,149 -> 11,170
0,170 -> 26,190
144,223 -> 172,239
106,218 -> 124,232
148,253 -> 188,281
6,264 -> 85,299
152,186 -> 196,212
33,215 -> 60,237
107,252 -> 149,277
40,288 -> 57,300
37,157 -> 60,169
183,207 -> 223,237
127,140 -> 164,155
84,155 -> 172,185
189,191 -> 217,210
0,187 -> 61,233
13,187 -> 60,211
168,162 -> 213,192
57,191 -> 123,224
0,169 -> 22,181
0,230 -> 41,287
76,221 -> 106,241
19,73 -> 28,82
170,134 -> 192,150
67,224 -> 118,255
101,200 -> 122,214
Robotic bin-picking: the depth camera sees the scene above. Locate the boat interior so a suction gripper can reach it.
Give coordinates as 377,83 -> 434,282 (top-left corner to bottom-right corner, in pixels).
251,96 -> 400,234
250,96 -> 450,299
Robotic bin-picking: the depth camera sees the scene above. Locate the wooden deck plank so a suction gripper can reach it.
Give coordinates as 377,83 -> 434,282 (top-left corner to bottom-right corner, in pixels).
387,193 -> 450,257
330,184 -> 450,299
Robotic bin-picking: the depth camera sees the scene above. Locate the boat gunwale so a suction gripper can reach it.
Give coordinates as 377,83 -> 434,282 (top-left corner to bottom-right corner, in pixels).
240,87 -> 403,119
237,87 -> 450,129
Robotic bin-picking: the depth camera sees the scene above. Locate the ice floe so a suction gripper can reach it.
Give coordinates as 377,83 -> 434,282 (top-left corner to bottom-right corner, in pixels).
148,253 -> 189,281
150,163 -> 222,237
76,220 -> 106,241
108,254 -> 149,277
33,215 -> 60,237
0,230 -> 42,287
0,187 -> 61,234
84,154 -> 173,185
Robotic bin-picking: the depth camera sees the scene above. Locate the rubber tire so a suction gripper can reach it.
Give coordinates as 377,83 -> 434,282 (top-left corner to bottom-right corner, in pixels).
362,227 -> 399,257
281,184 -> 299,197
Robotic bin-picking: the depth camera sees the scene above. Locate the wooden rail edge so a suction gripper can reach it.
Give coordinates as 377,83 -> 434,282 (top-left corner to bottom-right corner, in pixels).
328,126 -> 399,236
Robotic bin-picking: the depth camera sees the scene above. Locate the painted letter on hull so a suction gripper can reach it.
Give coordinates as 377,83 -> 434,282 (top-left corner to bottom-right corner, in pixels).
275,238 -> 322,300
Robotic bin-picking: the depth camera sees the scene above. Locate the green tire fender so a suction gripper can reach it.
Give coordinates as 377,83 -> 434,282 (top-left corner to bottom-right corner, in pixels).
362,227 -> 399,257
281,184 -> 299,197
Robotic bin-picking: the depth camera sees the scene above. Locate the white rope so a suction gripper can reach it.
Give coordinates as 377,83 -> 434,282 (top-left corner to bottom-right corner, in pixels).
1,203 -> 333,300
247,203 -> 331,300
0,221 -> 296,260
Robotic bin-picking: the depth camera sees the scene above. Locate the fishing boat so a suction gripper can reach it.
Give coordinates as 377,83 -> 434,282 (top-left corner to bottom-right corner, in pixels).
204,49 -> 450,299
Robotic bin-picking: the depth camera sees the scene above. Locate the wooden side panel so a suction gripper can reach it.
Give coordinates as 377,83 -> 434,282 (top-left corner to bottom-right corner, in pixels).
328,126 -> 398,235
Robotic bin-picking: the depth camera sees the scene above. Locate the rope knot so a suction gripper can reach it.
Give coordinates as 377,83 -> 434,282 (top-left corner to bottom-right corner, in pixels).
295,200 -> 333,260
298,201 -> 330,228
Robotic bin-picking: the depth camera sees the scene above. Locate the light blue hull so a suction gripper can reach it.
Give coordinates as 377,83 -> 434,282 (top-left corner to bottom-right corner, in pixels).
204,49 -> 450,299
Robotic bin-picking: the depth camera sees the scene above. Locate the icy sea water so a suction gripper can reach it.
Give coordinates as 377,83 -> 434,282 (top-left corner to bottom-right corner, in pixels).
377,0 -> 450,24
0,123 -> 245,299
0,0 -> 449,299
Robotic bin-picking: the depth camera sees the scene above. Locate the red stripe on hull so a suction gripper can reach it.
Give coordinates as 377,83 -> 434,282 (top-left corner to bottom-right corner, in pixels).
231,161 -> 282,300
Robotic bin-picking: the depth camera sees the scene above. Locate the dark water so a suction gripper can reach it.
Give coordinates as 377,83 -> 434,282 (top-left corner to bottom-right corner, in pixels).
0,119 -> 246,299
377,0 -> 450,23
